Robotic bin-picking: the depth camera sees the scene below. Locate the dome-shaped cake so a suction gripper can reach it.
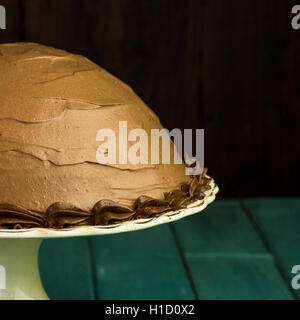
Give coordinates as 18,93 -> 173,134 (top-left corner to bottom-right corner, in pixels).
0,43 -> 211,229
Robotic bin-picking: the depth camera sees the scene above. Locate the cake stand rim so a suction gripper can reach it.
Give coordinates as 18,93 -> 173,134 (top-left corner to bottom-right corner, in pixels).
0,178 -> 219,239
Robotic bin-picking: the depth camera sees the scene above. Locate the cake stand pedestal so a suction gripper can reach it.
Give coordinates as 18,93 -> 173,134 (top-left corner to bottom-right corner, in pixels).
0,239 -> 48,300
0,179 -> 218,300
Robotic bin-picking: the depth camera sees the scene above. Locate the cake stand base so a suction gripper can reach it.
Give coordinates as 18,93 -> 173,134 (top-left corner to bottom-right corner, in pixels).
0,239 -> 48,300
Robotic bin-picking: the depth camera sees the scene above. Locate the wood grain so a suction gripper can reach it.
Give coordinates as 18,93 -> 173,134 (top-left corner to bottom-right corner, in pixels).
244,198 -> 300,299
172,199 -> 294,299
89,225 -> 195,299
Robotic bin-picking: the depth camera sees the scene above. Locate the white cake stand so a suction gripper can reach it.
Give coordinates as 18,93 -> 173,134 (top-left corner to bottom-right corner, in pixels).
0,178 -> 218,300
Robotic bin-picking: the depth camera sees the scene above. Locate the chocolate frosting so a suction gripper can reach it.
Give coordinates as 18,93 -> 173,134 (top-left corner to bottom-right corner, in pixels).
0,204 -> 44,229
134,196 -> 171,219
93,200 -> 135,225
0,43 -> 212,229
0,171 -> 211,229
45,202 -> 93,229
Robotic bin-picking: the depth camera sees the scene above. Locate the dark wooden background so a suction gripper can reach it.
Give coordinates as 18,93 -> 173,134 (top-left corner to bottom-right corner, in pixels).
0,0 -> 299,198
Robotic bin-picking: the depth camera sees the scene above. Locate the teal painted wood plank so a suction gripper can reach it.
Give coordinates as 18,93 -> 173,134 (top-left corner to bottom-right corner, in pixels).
173,199 -> 267,255
39,238 -> 95,300
184,257 -> 292,300
172,199 -> 293,299
89,224 -> 195,300
244,198 -> 300,299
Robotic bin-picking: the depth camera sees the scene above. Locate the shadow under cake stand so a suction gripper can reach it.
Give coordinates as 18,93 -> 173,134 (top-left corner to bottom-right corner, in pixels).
0,179 -> 218,300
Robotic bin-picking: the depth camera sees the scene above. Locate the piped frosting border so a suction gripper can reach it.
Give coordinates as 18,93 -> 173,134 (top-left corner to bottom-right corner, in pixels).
0,169 -> 212,230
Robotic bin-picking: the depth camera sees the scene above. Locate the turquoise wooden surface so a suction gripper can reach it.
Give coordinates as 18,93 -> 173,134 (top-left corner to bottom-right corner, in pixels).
39,198 -> 300,300
39,238 -> 95,300
89,225 -> 195,300
244,198 -> 300,299
172,200 -> 292,299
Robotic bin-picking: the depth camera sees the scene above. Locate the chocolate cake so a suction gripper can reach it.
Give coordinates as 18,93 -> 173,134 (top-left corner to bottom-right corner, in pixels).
0,42 -> 212,229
